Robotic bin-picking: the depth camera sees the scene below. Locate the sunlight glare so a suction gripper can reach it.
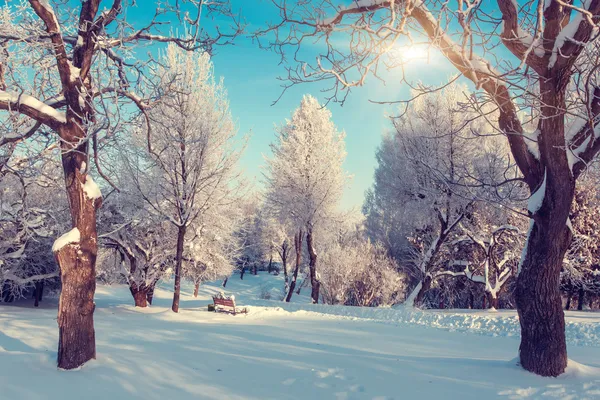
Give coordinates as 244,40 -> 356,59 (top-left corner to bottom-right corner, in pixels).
397,45 -> 429,62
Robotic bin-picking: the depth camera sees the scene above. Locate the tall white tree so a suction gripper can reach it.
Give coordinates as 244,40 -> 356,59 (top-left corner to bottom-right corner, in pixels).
265,95 -> 349,303
126,44 -> 243,313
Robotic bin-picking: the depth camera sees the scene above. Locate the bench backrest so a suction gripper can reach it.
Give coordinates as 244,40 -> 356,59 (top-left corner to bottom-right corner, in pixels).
213,297 -> 235,308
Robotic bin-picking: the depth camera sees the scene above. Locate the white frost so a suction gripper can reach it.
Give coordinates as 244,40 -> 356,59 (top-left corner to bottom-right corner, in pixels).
52,228 -> 81,252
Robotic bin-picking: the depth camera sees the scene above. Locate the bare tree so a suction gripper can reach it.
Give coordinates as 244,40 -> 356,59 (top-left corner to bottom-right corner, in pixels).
256,0 -> 600,376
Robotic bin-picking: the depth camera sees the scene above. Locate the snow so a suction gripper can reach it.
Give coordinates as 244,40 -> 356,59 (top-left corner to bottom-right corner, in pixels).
3,273 -> 600,399
527,170 -> 547,214
565,116 -> 593,172
52,227 -> 80,252
83,175 -> 102,200
524,129 -> 540,160
0,91 -> 67,124
355,0 -> 388,7
70,65 -> 81,83
548,5 -> 587,69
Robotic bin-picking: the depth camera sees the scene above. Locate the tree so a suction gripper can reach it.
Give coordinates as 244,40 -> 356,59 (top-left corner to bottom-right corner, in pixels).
265,95 -> 349,303
0,0 -> 240,369
562,170 -> 600,310
257,0 -> 600,375
184,205 -> 239,297
437,224 -> 522,309
0,152 -> 66,304
319,219 -> 405,306
126,44 -> 243,313
365,86 -> 514,307
98,194 -> 171,308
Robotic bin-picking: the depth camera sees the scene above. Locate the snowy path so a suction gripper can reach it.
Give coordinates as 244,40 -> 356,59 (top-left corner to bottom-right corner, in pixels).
2,274 -> 600,399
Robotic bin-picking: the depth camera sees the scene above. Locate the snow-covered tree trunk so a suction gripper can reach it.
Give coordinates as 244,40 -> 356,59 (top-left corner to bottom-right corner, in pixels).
279,240 -> 290,294
172,225 -> 187,313
306,227 -> 320,304
54,123 -> 102,370
514,82 -> 575,376
406,211 -> 465,308
413,274 -> 433,308
285,230 -> 303,303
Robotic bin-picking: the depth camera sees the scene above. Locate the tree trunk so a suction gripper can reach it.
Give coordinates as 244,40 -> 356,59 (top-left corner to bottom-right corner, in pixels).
33,281 -> 44,307
296,278 -> 304,295
172,225 -> 187,313
282,247 -> 289,292
222,277 -> 228,287
240,266 -> 246,280
54,124 -> 101,370
514,81 -> 574,377
578,288 -> 585,311
132,289 -> 148,307
414,275 -> 432,307
193,282 -> 200,297
306,227 -> 320,304
285,230 -> 303,303
469,291 -> 474,310
268,255 -> 273,274
487,292 -> 499,309
516,220 -> 571,376
147,285 -> 155,305
565,289 -> 574,310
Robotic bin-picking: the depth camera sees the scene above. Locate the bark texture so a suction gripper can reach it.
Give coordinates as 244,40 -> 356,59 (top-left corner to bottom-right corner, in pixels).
172,225 -> 187,313
54,124 -> 101,370
515,82 -> 574,377
132,289 -> 148,308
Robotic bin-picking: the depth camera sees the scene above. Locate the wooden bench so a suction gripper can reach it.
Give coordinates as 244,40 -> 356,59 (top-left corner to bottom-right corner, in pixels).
212,294 -> 247,315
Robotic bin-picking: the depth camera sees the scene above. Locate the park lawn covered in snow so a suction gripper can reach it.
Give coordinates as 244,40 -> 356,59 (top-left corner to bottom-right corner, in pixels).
2,273 -> 600,399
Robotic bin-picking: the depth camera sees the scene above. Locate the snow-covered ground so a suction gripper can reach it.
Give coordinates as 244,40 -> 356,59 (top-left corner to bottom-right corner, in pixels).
2,273 -> 600,399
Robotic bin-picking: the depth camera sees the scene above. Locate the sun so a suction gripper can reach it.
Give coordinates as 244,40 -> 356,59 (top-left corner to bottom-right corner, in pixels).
396,45 -> 429,62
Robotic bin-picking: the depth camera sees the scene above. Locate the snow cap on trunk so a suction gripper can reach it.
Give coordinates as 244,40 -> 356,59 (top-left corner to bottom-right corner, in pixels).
83,175 -> 102,200
52,228 -> 81,252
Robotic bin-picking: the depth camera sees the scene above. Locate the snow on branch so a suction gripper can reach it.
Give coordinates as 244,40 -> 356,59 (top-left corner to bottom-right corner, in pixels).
0,90 -> 66,128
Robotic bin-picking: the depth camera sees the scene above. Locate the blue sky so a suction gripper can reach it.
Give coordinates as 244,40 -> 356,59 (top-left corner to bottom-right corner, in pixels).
130,0 -> 457,209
